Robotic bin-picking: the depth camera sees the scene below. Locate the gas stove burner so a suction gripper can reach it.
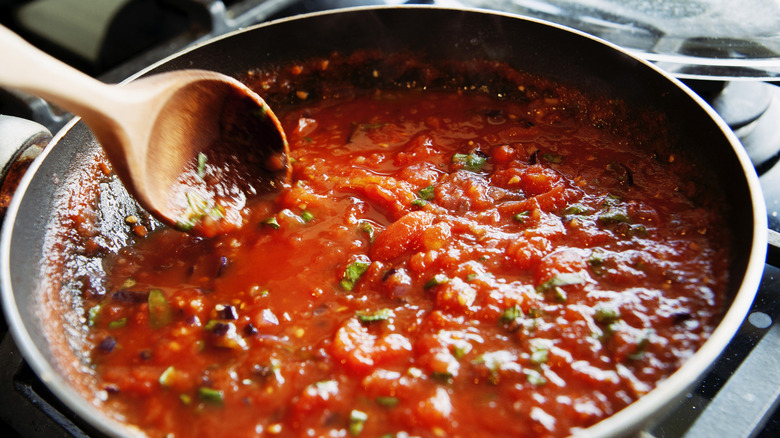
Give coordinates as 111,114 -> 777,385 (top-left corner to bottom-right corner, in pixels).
727,83 -> 780,174
684,80 -> 780,173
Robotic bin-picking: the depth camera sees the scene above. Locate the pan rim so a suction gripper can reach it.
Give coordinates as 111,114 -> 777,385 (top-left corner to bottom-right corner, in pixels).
0,5 -> 769,437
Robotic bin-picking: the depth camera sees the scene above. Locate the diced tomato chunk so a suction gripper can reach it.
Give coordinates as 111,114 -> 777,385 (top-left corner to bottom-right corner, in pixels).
331,318 -> 412,374
371,211 -> 435,261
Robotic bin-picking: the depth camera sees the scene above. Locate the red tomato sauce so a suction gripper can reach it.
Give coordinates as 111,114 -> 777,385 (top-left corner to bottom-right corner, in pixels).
82,58 -> 729,438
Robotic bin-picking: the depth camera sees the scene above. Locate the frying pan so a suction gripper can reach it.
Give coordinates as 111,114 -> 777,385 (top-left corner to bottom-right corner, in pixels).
0,6 -> 769,437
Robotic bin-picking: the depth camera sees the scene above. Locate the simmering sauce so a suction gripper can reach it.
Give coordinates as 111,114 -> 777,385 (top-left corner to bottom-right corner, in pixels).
81,56 -> 729,438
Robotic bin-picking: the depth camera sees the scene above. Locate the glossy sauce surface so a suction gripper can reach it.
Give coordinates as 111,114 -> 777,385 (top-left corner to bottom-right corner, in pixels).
85,81 -> 728,437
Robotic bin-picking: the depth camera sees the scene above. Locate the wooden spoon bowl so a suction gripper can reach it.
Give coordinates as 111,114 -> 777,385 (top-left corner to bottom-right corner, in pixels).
0,25 -> 289,237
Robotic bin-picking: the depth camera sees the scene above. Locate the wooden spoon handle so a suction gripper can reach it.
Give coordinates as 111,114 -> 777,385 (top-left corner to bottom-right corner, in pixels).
0,25 -> 121,121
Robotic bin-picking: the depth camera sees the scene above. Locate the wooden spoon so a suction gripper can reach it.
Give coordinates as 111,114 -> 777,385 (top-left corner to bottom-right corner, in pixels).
0,25 -> 290,237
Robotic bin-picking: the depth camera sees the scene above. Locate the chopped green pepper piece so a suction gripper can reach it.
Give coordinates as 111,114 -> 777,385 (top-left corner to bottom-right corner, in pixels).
197,387 -> 224,405
499,305 -> 523,325
451,342 -> 472,359
359,222 -> 375,242
177,192 -> 225,231
203,319 -> 220,331
452,151 -> 487,172
588,249 -> 607,275
627,224 -> 648,237
253,105 -> 269,119
349,409 -> 368,436
417,185 -> 435,200
410,198 -> 427,207
108,317 -> 127,329
120,278 -> 137,288
87,304 -> 102,327
530,348 -> 548,365
340,260 -> 370,291
176,219 -> 194,232
525,369 -> 547,386
250,287 -> 270,298
300,211 -> 314,223
263,217 -> 280,229
197,152 -> 207,179
376,396 -> 399,408
536,273 -> 585,303
594,305 -> 621,324
598,194 -> 630,224
513,211 -> 530,223
424,274 -> 449,289
541,152 -> 564,163
564,203 -> 589,215
598,206 -> 630,224
473,351 -> 516,385
628,330 -> 653,360
536,273 -> 585,292
588,250 -> 605,267
148,289 -> 173,329
159,365 -> 177,387
357,308 -> 393,323
529,341 -> 549,365
186,191 -> 205,213
431,371 -> 454,383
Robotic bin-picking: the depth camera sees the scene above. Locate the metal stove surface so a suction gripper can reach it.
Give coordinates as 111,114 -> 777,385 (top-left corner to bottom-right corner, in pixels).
0,1 -> 778,437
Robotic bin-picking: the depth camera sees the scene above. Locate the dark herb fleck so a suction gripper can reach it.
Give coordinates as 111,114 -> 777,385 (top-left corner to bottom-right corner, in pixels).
98,336 -> 116,352
217,256 -> 229,277
606,161 -> 633,187
529,150 -> 539,165
215,304 -> 238,320
244,323 -> 258,336
210,321 -> 230,336
112,289 -> 149,303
